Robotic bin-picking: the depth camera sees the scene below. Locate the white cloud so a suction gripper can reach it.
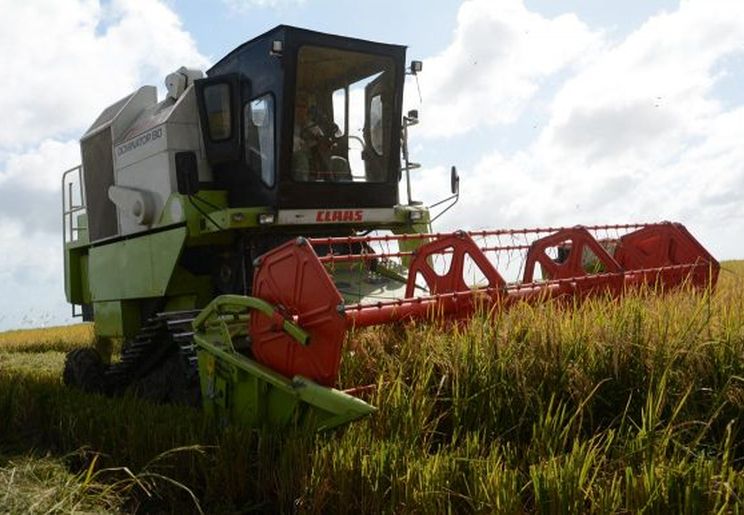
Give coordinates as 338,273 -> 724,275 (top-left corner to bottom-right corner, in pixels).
413,0 -> 744,261
0,0 -> 208,329
0,0 -> 208,232
0,140 -> 79,193
542,0 -> 744,166
0,218 -> 69,329
0,139 -> 80,233
410,0 -> 602,139
534,0 -> 744,254
0,0 -> 209,149
222,0 -> 304,12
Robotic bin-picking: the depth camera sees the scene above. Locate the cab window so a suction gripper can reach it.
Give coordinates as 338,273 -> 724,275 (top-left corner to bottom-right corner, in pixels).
292,46 -> 395,183
370,94 -> 383,155
203,83 -> 232,141
244,94 -> 275,187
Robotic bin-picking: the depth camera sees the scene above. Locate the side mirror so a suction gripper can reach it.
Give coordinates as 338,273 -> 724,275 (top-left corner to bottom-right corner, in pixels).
175,151 -> 200,196
428,165 -> 461,223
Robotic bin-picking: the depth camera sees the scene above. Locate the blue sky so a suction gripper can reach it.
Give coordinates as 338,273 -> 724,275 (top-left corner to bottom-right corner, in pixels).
1,0 -> 743,330
175,0 -> 462,60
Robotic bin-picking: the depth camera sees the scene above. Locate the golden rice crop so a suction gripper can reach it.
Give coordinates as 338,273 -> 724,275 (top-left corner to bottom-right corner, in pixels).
0,262 -> 742,512
0,323 -> 94,353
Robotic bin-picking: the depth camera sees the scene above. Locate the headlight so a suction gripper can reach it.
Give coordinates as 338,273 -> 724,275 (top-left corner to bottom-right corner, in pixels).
409,210 -> 424,221
258,213 -> 276,225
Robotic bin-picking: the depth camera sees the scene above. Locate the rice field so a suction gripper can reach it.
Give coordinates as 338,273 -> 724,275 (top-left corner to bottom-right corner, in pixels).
0,323 -> 93,353
1,262 -> 743,513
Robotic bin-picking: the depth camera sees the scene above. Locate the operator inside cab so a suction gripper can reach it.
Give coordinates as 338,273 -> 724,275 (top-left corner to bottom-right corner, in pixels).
292,92 -> 337,181
290,45 -> 395,184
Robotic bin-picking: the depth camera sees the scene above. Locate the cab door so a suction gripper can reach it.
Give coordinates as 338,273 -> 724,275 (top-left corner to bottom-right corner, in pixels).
194,74 -> 245,165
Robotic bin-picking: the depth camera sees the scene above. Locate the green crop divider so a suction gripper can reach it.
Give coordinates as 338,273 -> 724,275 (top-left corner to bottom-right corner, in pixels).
191,294 -> 374,431
194,334 -> 375,431
193,294 -> 309,348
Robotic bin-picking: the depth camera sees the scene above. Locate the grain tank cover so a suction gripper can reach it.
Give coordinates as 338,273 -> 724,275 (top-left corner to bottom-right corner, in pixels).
80,68 -> 209,240
80,87 -> 157,241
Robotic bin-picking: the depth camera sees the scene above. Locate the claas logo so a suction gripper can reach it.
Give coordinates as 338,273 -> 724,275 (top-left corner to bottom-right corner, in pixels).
315,210 -> 364,222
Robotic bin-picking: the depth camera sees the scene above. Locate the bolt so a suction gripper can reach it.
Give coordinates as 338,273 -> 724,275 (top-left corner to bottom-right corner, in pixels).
296,237 -> 307,246
336,303 -> 346,315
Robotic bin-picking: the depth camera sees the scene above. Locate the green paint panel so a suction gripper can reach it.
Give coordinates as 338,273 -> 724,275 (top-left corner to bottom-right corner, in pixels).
80,254 -> 91,304
88,227 -> 187,301
193,295 -> 374,431
93,300 -> 141,338
166,267 -> 212,307
331,264 -> 409,305
75,213 -> 89,245
163,294 -> 199,312
64,247 -> 83,304
64,246 -> 92,305
195,336 -> 374,431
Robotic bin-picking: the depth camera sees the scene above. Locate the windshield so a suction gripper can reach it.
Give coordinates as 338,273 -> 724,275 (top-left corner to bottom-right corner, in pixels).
292,46 -> 395,183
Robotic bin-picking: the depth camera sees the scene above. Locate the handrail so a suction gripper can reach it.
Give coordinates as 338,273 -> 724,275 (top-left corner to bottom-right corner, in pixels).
61,165 -> 85,317
61,165 -> 85,245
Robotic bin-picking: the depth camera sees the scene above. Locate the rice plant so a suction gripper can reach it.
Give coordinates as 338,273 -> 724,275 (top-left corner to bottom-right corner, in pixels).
0,262 -> 742,512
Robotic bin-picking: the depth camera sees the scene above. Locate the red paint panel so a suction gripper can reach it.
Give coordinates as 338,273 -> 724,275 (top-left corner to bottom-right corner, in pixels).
404,231 -> 506,298
250,238 -> 346,386
614,222 -> 720,289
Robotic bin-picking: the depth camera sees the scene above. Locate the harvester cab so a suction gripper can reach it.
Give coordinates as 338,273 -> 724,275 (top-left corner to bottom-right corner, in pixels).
195,27 -> 412,212
62,26 -> 719,432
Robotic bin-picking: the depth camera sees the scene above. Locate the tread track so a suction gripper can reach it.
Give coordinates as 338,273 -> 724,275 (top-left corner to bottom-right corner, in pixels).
105,310 -> 202,407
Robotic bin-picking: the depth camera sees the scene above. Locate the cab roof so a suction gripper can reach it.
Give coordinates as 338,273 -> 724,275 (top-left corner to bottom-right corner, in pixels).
208,25 -> 407,75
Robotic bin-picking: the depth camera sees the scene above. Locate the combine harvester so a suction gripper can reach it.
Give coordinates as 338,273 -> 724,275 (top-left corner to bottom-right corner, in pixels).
62,26 -> 719,430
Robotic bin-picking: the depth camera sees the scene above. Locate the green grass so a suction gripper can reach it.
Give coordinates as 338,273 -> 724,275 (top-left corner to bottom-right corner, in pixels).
1,262 -> 743,512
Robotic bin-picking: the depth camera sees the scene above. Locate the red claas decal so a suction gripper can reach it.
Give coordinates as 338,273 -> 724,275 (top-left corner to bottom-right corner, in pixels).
315,210 -> 364,222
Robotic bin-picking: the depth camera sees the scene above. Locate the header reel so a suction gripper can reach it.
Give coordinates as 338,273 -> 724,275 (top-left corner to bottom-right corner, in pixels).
192,221 -> 719,429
